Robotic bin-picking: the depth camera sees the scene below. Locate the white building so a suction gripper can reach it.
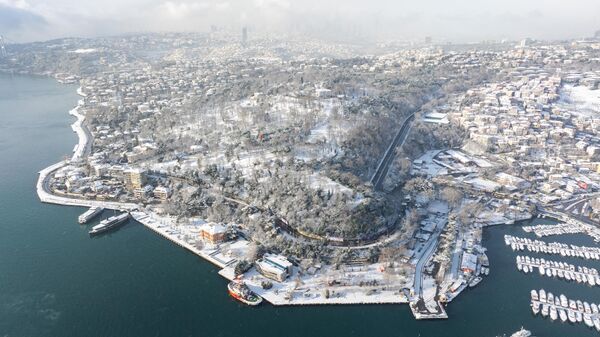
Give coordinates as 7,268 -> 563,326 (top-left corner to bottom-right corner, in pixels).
255,254 -> 293,282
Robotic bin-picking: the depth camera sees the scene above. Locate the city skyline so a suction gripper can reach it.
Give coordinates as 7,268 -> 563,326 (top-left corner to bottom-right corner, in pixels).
1,0 -> 600,43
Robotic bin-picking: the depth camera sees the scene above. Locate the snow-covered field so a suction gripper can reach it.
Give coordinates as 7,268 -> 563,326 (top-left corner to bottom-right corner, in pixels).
558,85 -> 600,117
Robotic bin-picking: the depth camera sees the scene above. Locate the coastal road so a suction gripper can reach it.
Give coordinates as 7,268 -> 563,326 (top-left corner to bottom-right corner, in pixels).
413,217 -> 446,298
70,106 -> 93,162
371,113 -> 415,191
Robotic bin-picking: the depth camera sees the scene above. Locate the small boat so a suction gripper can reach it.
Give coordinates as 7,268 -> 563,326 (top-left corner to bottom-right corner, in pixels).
584,302 -> 591,314
560,294 -> 568,308
510,327 -> 532,337
541,304 -> 549,317
550,306 -> 558,321
469,276 -> 482,288
568,309 -> 577,323
532,301 -> 540,315
569,299 -> 577,310
227,280 -> 262,306
540,289 -> 547,303
531,290 -> 538,301
584,314 -> 594,328
559,308 -> 568,322
594,316 -> 600,332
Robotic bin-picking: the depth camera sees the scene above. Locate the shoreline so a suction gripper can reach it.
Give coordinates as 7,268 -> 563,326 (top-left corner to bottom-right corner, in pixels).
35,83 -> 527,310
36,85 -> 413,306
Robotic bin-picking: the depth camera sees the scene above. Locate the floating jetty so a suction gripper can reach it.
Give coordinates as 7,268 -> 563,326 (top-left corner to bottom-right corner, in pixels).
78,206 -> 103,224
504,235 -> 600,261
516,256 -> 600,286
530,289 -> 600,331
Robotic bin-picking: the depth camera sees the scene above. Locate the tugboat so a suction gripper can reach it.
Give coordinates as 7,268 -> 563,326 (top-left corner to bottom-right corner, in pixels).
228,279 -> 263,306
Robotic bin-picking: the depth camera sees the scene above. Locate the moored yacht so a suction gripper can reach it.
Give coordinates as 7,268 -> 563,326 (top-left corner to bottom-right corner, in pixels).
541,304 -> 549,317
550,306 -> 558,321
530,289 -> 538,301
532,301 -> 540,315
558,308 -> 567,322
568,309 -> 577,323
539,289 -> 547,302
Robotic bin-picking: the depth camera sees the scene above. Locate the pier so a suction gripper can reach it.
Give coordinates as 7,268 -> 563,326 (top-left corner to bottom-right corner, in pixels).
530,289 -> 600,331
516,256 -> 600,286
523,222 -> 586,237
504,235 -> 600,260
535,212 -> 600,242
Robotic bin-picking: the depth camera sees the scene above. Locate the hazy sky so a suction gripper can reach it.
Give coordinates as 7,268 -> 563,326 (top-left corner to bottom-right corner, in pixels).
1,0 -> 599,43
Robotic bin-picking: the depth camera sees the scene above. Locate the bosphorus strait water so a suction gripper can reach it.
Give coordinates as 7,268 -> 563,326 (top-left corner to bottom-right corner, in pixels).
1,73 -> 599,337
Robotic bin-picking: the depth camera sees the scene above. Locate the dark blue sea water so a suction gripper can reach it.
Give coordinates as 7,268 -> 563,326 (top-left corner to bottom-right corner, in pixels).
1,73 -> 599,337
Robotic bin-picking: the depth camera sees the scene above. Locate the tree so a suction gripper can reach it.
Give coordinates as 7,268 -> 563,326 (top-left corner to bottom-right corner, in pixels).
440,187 -> 463,209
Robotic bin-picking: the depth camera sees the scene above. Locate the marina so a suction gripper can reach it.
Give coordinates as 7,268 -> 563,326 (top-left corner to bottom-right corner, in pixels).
516,255 -> 600,286
504,235 -> 600,261
530,289 -> 600,332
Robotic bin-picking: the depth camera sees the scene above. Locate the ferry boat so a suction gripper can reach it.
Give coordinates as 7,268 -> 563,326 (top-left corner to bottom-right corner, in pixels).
78,207 -> 104,224
89,213 -> 129,236
227,280 -> 263,306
